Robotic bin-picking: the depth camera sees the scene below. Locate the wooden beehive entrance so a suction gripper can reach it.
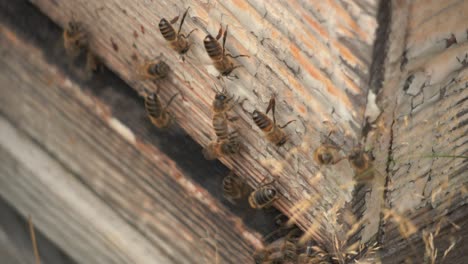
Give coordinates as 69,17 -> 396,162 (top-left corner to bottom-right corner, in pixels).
0,0 -> 467,263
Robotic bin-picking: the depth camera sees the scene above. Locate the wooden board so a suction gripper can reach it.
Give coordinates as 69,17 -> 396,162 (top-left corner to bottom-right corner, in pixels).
27,0 -> 380,244
0,23 -> 261,263
360,0 -> 468,262
0,197 -> 77,264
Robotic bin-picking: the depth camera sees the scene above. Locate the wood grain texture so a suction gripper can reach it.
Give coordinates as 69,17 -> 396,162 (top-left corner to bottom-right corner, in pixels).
361,0 -> 468,262
0,197 -> 76,264
27,0 -> 380,245
0,24 -> 261,263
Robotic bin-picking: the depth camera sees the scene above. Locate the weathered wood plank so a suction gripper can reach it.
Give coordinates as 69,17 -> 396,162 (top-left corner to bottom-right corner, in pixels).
0,197 -> 77,264
0,23 -> 261,263
27,0 -> 379,240
361,0 -> 468,262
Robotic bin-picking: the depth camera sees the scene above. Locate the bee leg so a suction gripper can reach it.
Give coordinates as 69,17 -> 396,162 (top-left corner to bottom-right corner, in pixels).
279,119 -> 296,129
164,93 -> 179,110
176,7 -> 191,34
226,74 -> 239,80
226,115 -> 239,122
226,53 -> 250,59
180,28 -> 198,39
456,53 -> 468,66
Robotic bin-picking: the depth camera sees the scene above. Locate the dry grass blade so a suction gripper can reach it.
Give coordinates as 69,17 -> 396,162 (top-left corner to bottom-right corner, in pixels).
441,239 -> 456,262
28,215 -> 41,264
422,231 -> 437,264
383,209 -> 418,238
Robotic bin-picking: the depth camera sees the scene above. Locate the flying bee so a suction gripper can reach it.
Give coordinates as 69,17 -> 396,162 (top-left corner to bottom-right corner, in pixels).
144,90 -> 179,128
313,144 -> 342,165
159,7 -> 197,60
252,95 -> 295,146
138,57 -> 170,81
249,179 -> 279,209
222,172 -> 248,203
202,130 -> 240,160
203,24 -> 249,78
63,20 -> 88,59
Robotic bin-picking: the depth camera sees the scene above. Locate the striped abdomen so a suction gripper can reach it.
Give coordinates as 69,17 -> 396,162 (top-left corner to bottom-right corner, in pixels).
221,130 -> 239,155
249,186 -> 277,208
158,18 -> 177,41
203,35 -> 223,61
282,241 -> 297,261
252,110 -> 273,132
145,93 -> 163,119
212,113 -> 229,141
222,174 -> 244,200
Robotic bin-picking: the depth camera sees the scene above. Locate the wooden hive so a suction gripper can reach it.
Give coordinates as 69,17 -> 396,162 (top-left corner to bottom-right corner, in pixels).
0,0 -> 466,263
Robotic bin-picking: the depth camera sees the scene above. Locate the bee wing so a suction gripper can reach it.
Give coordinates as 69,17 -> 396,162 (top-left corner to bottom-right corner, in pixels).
266,96 -> 276,115
170,15 -> 179,24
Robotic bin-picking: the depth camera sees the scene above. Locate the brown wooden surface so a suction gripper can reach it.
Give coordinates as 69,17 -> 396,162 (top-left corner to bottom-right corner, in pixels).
27,0 -> 380,243
0,23 -> 261,263
362,0 -> 468,262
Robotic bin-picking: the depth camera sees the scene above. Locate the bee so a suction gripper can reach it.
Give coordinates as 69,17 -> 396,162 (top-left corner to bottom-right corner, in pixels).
281,240 -> 298,262
63,20 -> 88,59
202,130 -> 240,160
313,144 -> 342,165
144,91 -> 179,128
348,147 -> 373,182
159,7 -> 197,60
253,248 -> 271,264
203,24 -> 249,78
252,95 -> 295,146
138,58 -> 171,81
248,179 -> 279,209
222,172 -> 248,203
281,229 -> 302,262
212,86 -> 238,141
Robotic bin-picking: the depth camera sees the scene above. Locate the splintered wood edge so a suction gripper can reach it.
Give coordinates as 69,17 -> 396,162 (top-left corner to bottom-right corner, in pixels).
28,0 -> 379,247
0,24 -> 261,263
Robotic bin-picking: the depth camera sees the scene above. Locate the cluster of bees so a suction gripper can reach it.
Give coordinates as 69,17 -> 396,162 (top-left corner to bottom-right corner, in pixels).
62,7 -> 373,264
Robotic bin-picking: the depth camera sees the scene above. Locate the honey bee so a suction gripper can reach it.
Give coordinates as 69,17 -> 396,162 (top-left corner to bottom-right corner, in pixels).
252,96 -> 295,146
63,20 -> 88,59
63,20 -> 101,79
348,147 -> 373,182
144,91 -> 179,128
299,239 -> 331,264
138,58 -> 170,81
248,179 -> 279,209
280,240 -> 298,262
203,24 -> 249,78
313,144 -> 342,165
222,172 -> 248,203
159,7 -> 197,60
202,130 -> 240,160
212,87 -> 238,141
253,248 -> 271,264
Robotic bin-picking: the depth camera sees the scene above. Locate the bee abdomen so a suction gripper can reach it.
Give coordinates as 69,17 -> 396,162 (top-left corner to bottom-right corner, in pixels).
222,175 -> 241,199
145,93 -> 163,118
253,111 -> 273,131
213,114 -> 229,141
159,19 -> 177,41
254,187 -> 276,206
204,35 -> 223,60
